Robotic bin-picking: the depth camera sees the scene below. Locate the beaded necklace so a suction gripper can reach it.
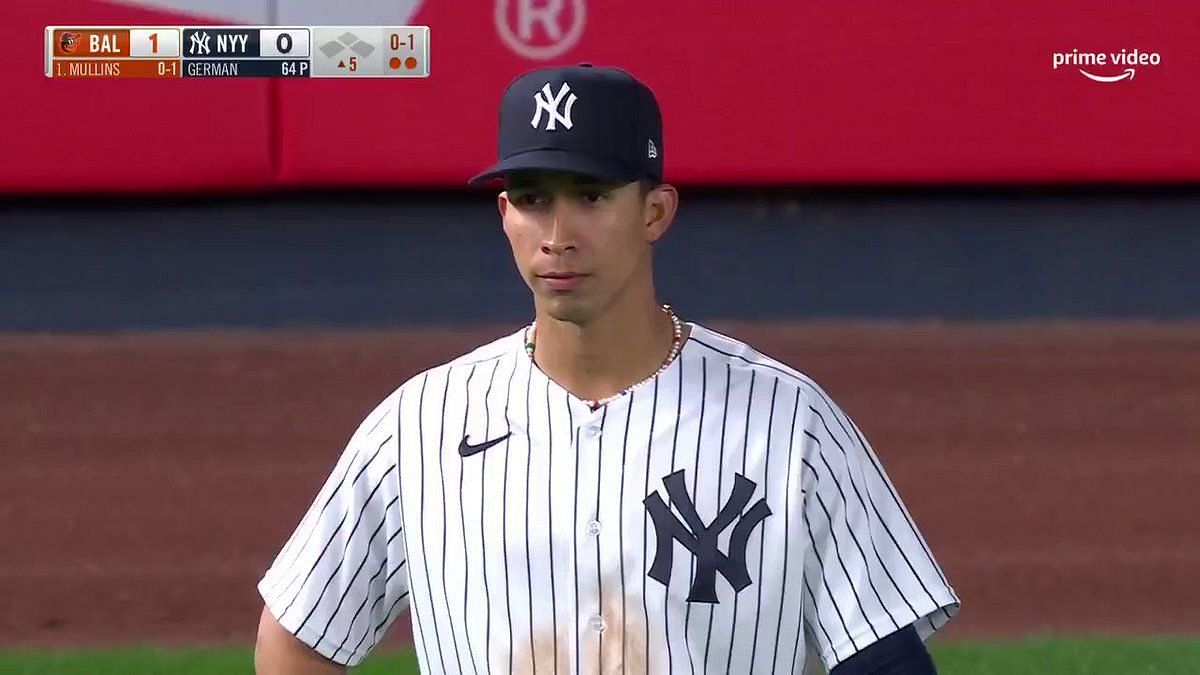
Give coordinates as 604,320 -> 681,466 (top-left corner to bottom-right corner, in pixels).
524,304 -> 684,410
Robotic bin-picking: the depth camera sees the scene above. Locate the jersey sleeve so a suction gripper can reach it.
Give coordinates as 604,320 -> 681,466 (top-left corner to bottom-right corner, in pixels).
257,392 -> 409,667
796,387 -> 959,671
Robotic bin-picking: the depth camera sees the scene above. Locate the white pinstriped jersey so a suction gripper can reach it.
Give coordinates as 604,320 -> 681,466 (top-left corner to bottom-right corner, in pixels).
259,322 -> 960,674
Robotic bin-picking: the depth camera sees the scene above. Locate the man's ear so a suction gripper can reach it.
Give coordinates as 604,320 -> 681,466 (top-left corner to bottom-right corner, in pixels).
644,184 -> 679,244
498,190 -> 509,219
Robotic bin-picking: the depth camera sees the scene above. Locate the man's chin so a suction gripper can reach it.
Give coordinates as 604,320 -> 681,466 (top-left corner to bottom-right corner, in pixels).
537,295 -> 594,324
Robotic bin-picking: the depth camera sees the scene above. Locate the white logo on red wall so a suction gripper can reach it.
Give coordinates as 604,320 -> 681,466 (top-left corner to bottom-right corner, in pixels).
496,0 -> 586,60
1052,48 -> 1161,83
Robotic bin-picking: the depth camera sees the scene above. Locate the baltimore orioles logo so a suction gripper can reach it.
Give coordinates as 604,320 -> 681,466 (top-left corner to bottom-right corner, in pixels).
59,32 -> 81,54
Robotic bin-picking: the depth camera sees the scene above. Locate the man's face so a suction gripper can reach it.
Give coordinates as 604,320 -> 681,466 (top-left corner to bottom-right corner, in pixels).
499,170 -> 659,324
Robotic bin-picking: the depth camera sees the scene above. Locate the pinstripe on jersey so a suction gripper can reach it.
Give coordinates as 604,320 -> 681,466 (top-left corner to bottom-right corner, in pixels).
258,322 -> 960,673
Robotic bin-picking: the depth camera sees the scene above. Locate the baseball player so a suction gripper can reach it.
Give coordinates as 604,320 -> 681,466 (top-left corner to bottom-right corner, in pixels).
255,64 -> 960,674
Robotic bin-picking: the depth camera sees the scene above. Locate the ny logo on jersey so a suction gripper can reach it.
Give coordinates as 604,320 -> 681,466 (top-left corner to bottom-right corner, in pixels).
531,82 -> 577,131
644,469 -> 772,603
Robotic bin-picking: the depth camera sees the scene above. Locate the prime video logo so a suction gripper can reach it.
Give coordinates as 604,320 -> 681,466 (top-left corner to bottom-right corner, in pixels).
1052,48 -> 1161,82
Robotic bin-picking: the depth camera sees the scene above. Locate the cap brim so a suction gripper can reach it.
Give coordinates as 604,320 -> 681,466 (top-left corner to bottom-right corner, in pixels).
468,149 -> 639,187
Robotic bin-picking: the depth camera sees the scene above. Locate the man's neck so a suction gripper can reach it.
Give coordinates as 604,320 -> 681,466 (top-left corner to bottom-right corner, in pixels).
530,299 -> 679,403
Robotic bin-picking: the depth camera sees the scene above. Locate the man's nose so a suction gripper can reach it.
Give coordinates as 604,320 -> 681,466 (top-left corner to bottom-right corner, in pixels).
541,202 -> 578,255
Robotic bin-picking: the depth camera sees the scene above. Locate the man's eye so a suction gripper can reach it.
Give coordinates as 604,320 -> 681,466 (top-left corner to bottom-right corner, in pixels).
513,193 -> 546,206
582,191 -> 608,203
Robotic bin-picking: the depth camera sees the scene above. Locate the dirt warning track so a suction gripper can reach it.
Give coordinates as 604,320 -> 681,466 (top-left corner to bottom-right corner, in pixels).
1,321 -> 1197,646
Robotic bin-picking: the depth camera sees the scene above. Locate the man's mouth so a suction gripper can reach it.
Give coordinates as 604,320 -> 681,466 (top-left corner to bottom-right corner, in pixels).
537,272 -> 588,291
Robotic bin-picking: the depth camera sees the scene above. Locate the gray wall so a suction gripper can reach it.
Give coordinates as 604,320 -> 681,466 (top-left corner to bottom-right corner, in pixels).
2,188 -> 1198,331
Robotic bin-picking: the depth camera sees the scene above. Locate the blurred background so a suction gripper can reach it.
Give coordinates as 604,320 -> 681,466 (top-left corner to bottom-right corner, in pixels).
2,0 -> 1199,673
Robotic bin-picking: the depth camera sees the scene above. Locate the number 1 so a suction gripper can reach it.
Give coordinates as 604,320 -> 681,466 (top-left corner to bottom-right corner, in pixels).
390,33 -> 416,50
149,32 -> 158,53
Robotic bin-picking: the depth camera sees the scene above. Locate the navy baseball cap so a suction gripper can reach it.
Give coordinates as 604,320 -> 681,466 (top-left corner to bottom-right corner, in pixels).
469,63 -> 663,187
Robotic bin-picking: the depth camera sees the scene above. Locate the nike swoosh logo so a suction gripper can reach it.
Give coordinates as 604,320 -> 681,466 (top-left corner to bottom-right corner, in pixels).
458,432 -> 511,457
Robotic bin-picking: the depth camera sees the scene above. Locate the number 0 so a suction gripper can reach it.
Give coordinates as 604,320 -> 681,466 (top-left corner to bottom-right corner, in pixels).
276,32 -> 292,54
390,33 -> 414,50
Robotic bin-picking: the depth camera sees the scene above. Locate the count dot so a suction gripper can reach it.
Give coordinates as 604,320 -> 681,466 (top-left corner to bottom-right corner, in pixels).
389,57 -> 402,70
405,57 -> 418,69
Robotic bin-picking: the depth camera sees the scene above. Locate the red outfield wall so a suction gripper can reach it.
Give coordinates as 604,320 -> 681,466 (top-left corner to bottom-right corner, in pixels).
3,1 -> 1198,194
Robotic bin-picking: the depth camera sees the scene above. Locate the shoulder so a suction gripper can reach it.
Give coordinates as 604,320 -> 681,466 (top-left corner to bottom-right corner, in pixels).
368,328 -> 525,421
684,322 -> 849,430
440,327 -> 527,372
407,327 -> 524,388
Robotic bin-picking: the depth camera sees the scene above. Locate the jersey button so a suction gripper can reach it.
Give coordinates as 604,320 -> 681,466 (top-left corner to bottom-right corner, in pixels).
584,424 -> 601,439
588,614 -> 607,632
586,520 -> 601,536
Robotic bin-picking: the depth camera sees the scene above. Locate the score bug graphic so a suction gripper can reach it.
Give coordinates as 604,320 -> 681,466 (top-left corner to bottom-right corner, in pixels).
46,25 -> 428,79
311,26 -> 428,78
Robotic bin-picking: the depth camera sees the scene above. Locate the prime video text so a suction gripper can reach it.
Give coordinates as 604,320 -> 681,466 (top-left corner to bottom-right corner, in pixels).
1052,49 -> 1161,69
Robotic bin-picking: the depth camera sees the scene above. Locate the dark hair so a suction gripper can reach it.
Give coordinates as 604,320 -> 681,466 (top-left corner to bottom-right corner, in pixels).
638,178 -> 661,197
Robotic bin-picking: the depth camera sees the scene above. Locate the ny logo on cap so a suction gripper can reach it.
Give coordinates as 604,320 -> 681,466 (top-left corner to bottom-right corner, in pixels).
648,139 -> 658,159
531,82 -> 577,131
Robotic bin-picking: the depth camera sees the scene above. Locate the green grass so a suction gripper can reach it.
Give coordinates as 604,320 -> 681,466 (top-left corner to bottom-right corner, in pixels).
930,637 -> 1200,674
0,637 -> 1197,674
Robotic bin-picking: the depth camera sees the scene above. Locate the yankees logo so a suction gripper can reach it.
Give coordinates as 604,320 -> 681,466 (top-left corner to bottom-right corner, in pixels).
189,31 -> 212,55
530,82 -> 577,131
644,469 -> 772,603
